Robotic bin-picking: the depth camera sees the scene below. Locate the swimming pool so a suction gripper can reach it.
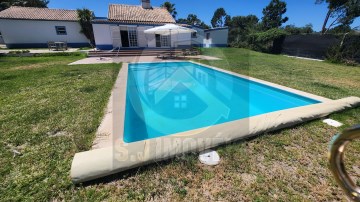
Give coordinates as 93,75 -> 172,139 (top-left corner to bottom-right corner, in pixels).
72,62 -> 359,183
124,62 -> 320,143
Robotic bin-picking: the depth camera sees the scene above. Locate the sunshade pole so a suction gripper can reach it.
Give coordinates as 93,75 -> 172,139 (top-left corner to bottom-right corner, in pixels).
170,29 -> 172,56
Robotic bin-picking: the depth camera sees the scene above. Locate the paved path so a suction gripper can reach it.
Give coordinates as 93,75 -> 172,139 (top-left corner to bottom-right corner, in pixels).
284,55 -> 324,62
68,55 -> 221,65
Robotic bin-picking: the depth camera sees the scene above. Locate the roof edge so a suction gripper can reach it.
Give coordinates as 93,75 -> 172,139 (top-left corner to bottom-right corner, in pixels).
108,3 -> 163,9
205,27 -> 229,31
0,17 -> 78,22
5,6 -> 78,12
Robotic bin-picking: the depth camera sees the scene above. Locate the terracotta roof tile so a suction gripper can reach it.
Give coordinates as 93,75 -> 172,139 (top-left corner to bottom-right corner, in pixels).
0,6 -> 78,21
108,4 -> 175,24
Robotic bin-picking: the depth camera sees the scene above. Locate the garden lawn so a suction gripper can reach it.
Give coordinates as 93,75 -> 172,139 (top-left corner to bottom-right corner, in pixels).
0,55 -> 120,200
0,49 -> 359,201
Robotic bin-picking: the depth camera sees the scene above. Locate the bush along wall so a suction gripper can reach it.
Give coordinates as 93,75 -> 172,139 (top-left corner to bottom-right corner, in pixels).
248,28 -> 287,54
326,33 -> 360,65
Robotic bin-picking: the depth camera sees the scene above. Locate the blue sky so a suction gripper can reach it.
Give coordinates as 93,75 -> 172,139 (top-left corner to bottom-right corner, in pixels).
49,0 -> 359,31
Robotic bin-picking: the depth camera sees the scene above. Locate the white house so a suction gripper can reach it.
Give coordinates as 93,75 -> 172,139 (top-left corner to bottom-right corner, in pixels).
0,1 -> 228,49
203,27 -> 229,48
0,6 -> 89,48
92,0 -> 229,50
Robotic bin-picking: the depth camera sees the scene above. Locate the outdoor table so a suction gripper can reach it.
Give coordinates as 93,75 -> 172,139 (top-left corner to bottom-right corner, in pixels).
54,42 -> 65,51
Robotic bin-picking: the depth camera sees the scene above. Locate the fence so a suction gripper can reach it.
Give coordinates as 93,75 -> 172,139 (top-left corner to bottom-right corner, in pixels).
282,34 -> 339,59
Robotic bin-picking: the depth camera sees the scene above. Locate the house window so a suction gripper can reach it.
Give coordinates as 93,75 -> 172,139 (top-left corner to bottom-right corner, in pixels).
160,35 -> 170,47
206,33 -> 210,40
128,27 -> 138,47
192,32 -> 197,38
55,26 -> 67,35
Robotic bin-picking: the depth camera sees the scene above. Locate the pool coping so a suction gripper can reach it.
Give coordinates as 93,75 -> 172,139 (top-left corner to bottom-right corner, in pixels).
92,61 -> 331,149
71,61 -> 360,183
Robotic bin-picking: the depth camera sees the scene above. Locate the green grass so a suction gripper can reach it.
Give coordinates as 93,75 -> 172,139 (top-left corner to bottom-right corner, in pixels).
0,48 -> 359,201
78,47 -> 94,50
0,55 -> 120,201
198,48 -> 360,100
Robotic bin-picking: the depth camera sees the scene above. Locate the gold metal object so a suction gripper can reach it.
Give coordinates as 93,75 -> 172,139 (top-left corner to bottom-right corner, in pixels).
329,125 -> 360,201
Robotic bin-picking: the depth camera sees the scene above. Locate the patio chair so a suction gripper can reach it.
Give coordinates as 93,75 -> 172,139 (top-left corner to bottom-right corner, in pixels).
157,52 -> 171,59
182,49 -> 191,56
190,48 -> 200,55
62,41 -> 68,50
47,41 -> 56,51
175,53 -> 187,59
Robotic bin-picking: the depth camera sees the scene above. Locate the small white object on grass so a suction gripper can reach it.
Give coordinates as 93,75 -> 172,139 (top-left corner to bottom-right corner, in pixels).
199,150 -> 220,166
13,150 -> 21,157
323,119 -> 343,127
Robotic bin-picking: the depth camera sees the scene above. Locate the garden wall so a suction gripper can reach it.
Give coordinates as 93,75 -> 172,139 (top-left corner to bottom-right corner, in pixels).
282,34 -> 339,59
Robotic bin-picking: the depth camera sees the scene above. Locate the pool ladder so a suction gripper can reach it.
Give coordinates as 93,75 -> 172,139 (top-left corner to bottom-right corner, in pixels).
329,125 -> 360,201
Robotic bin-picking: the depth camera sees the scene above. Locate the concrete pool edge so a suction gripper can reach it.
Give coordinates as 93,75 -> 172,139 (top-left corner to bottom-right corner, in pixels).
71,97 -> 360,183
71,62 -> 359,183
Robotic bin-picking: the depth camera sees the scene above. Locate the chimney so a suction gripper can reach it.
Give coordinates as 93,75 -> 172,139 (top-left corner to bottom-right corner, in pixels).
141,0 -> 151,9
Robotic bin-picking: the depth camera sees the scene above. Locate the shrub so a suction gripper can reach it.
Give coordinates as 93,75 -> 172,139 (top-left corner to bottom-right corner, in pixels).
8,50 -> 30,54
326,45 -> 343,63
326,34 -> 360,65
33,52 -> 84,57
248,28 -> 287,53
229,28 -> 287,54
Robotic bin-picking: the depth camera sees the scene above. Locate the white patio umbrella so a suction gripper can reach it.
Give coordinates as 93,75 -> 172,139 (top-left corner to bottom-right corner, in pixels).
144,24 -> 197,54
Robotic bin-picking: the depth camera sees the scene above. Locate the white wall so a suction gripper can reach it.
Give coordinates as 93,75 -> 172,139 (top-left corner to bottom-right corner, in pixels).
93,24 -> 112,46
172,33 -> 191,47
138,26 -> 151,47
93,24 -> 197,49
143,26 -> 191,48
146,31 -> 156,48
204,29 -> 229,47
0,19 -> 89,47
192,27 -> 205,47
94,24 -> 156,48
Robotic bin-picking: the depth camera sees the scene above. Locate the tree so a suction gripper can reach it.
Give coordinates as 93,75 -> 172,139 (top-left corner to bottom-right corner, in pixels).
177,14 -> 211,29
177,14 -> 201,25
186,14 -> 202,25
199,22 -> 211,29
284,24 -> 301,34
303,23 -> 314,34
327,24 -> 352,34
77,8 -> 95,46
316,0 -> 360,34
229,15 -> 259,30
211,8 -> 231,28
284,24 -> 313,34
176,18 -> 188,24
160,1 -> 177,19
261,0 -> 289,30
1,0 -> 49,11
227,15 -> 260,47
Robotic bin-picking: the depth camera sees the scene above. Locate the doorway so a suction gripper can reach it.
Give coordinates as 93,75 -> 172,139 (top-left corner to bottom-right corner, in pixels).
120,30 -> 129,47
155,34 -> 170,48
155,34 -> 161,47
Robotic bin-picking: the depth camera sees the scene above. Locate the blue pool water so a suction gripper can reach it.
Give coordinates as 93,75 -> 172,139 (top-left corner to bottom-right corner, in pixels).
124,62 -> 320,143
